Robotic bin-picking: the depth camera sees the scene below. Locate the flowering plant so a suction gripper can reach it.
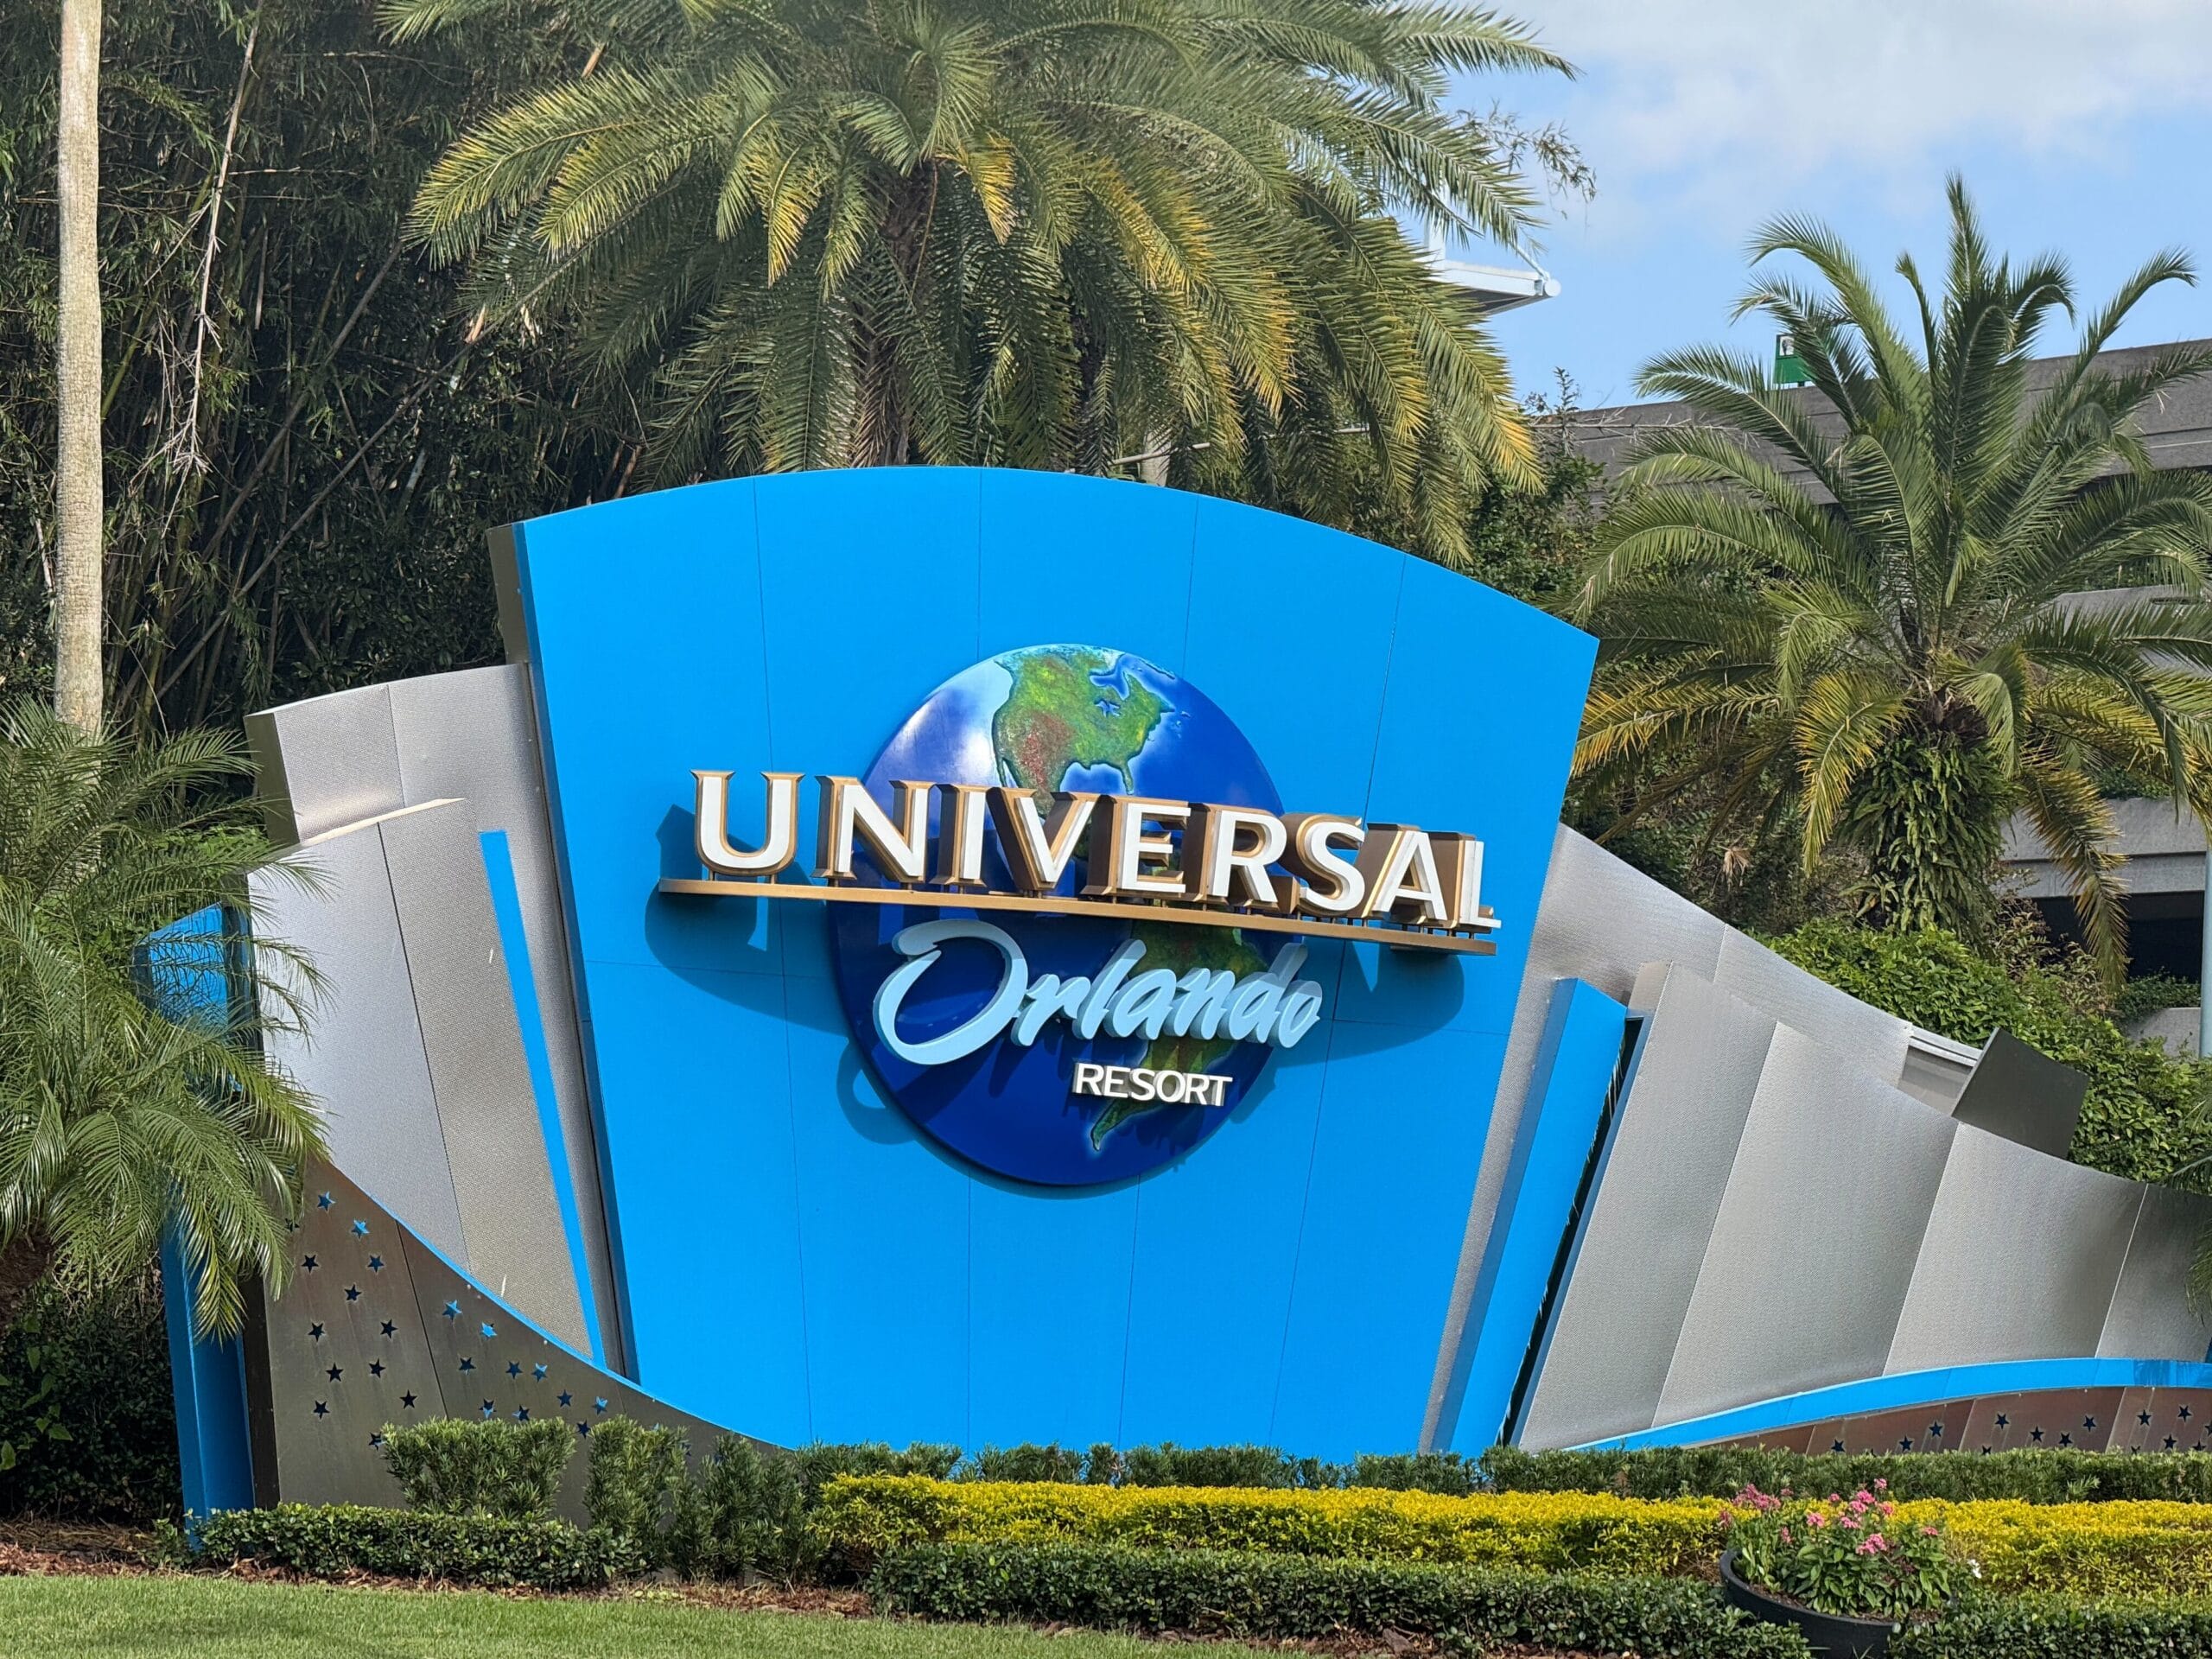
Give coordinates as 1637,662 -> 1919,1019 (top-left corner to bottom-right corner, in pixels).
1723,1480 -> 1963,1621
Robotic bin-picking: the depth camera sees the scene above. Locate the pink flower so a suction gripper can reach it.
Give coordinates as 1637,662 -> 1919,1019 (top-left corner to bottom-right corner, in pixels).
1840,1516 -> 1860,1529
1808,1511 -> 1829,1529
1853,1490 -> 1873,1504
1922,1526 -> 1939,1537
1780,1528 -> 1793,1545
1874,1478 -> 1888,1491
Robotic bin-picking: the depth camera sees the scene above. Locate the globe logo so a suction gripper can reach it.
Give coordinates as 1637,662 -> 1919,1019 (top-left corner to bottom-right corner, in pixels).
827,645 -> 1301,1185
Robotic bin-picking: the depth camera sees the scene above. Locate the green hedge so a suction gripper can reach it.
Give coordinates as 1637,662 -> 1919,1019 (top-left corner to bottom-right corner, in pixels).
1481,1446 -> 2212,1505
195,1503 -> 639,1588
1770,921 -> 2212,1183
0,1278 -> 178,1524
868,1541 -> 1809,1656
1891,1595 -> 2212,1658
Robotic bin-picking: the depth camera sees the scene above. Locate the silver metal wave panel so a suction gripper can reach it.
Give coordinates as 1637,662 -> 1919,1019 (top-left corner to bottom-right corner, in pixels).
251,800 -> 588,1355
247,666 -> 622,1367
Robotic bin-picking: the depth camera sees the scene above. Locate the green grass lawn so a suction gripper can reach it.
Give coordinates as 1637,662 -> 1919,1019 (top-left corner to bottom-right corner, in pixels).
0,1574 -> 1196,1659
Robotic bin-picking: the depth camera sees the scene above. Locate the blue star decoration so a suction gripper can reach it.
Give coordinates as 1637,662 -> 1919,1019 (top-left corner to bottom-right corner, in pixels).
506,1362 -> 523,1379
370,1433 -> 385,1448
308,1322 -> 325,1341
326,1364 -> 343,1382
367,1255 -> 385,1274
344,1285 -> 361,1303
481,1401 -> 496,1417
594,1398 -> 608,1414
459,1357 -> 475,1374
380,1321 -> 397,1338
400,1393 -> 417,1410
558,1392 -> 573,1408
442,1301 -> 461,1320
316,1192 -> 334,1210
352,1219 -> 369,1236
480,1323 -> 498,1340
577,1422 -> 592,1437
369,1361 -> 385,1378
312,1402 -> 328,1418
514,1408 -> 531,1423
533,1363 -> 548,1381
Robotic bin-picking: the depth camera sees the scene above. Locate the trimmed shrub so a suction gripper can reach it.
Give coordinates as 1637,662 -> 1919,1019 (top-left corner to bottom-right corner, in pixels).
1891,1593 -> 2212,1657
795,1440 -> 962,1504
584,1416 -> 687,1562
0,1276 -> 178,1524
1352,1451 -> 1483,1496
1480,1446 -> 2212,1506
1116,1443 -> 1325,1490
811,1475 -> 1726,1577
868,1541 -> 1810,1656
969,1443 -> 1086,1484
1905,1499 -> 2212,1599
195,1503 -> 637,1587
669,1435 -> 810,1582
379,1415 -> 571,1521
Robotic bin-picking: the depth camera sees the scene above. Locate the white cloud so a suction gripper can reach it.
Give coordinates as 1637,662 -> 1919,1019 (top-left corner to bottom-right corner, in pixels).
1510,1 -> 2212,228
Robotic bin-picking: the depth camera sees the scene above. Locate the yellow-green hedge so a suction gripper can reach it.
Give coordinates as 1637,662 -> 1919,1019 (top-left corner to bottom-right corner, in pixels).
1900,1499 -> 2212,1599
810,1476 -> 1728,1577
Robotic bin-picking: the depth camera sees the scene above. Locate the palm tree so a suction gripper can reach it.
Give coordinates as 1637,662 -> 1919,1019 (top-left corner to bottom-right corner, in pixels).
382,0 -> 1569,562
0,702 -> 325,1341
1572,179 -> 2212,976
53,0 -> 104,733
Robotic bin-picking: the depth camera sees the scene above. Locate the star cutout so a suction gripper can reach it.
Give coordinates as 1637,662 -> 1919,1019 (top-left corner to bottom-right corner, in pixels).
308,1322 -> 325,1341
514,1408 -> 531,1422
1927,1422 -> 1942,1437
380,1321 -> 397,1338
558,1392 -> 573,1408
2183,1405 -> 2195,1421
302,1255 -> 318,1272
400,1392 -> 417,1410
312,1401 -> 328,1418
459,1357 -> 475,1373
344,1285 -> 361,1303
1996,1414 -> 2010,1428
532,1363 -> 547,1381
2059,1433 -> 2074,1447
594,1397 -> 608,1414
2170,1437 -> 2181,1450
326,1364 -> 343,1382
368,1255 -> 385,1273
351,1219 -> 369,1236
370,1433 -> 385,1448
506,1362 -> 523,1378
316,1192 -> 334,1210
480,1400 -> 496,1417
577,1422 -> 591,1437
1898,1437 -> 1913,1451
1979,1446 -> 1992,1455
2031,1427 -> 2044,1442
2142,1411 -> 2154,1426
443,1301 -> 461,1320
480,1323 -> 498,1340
369,1361 -> 385,1377
2084,1417 -> 2098,1431
1830,1440 -> 1844,1453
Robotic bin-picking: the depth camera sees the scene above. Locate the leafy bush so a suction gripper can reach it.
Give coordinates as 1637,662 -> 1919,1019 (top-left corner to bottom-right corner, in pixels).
379,1416 -> 571,1521
668,1436 -> 810,1583
810,1475 -> 1726,1578
1769,921 -> 2212,1182
1351,1451 -> 1483,1496
1728,1481 -> 1961,1619
795,1441 -> 962,1504
583,1417 -> 688,1563
969,1443 -> 1087,1484
1481,1446 -> 2212,1506
195,1503 -> 636,1587
1910,1499 -> 2212,1599
1116,1442 -> 1326,1490
1891,1593 -> 2212,1657
0,1277 -> 178,1524
869,1541 -> 1810,1656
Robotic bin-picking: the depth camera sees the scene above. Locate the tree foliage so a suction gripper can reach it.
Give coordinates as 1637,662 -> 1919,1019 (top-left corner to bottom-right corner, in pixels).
0,1 -> 620,738
0,702 -> 324,1338
387,0 -> 1572,563
1572,179 -> 2212,976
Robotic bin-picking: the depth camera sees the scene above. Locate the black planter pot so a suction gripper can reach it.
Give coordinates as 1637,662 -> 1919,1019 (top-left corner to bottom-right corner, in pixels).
1719,1548 -> 1898,1659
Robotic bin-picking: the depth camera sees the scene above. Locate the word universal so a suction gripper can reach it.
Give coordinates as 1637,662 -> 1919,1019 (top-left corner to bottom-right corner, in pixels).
673,771 -> 1500,953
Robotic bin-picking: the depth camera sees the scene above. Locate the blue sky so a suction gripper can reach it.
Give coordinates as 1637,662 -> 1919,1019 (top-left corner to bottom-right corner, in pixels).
1452,3 -> 2212,412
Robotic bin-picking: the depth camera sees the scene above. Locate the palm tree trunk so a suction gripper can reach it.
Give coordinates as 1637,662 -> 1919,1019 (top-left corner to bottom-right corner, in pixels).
53,0 -> 105,735
0,1232 -> 54,1350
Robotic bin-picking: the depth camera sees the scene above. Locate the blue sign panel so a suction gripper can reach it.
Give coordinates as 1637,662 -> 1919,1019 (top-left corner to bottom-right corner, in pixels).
505,468 -> 1595,1456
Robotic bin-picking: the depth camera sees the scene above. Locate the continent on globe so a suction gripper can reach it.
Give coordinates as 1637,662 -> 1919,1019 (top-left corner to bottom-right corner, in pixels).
993,646 -> 1166,793
1090,920 -> 1269,1148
